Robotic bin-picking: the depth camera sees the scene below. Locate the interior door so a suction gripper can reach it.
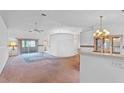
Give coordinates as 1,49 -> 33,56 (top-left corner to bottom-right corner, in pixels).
20,39 -> 38,54
49,33 -> 75,57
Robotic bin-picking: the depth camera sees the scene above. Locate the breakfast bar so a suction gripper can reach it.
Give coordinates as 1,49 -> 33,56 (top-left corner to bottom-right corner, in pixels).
80,51 -> 124,83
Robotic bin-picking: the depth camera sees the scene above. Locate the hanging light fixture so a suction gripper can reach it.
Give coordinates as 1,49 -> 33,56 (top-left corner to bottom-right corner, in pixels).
93,16 -> 110,38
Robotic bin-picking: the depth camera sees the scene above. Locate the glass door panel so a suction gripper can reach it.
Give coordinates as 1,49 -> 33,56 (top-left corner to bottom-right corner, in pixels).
96,39 -> 102,52
104,38 -> 110,53
20,39 -> 38,54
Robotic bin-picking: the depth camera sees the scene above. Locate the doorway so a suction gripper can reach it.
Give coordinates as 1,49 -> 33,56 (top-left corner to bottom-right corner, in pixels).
49,33 -> 76,57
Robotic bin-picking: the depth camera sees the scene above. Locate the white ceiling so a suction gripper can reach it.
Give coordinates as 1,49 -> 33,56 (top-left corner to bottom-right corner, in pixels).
0,10 -> 124,31
45,10 -> 124,26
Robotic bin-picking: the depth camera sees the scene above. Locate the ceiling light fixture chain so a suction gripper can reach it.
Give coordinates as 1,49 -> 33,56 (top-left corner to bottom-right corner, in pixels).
29,21 -> 44,33
100,16 -> 103,31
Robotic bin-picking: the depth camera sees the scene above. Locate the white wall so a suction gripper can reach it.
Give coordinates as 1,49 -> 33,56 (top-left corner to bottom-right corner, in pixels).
80,23 -> 124,83
81,54 -> 124,83
48,27 -> 80,57
8,25 -> 81,56
80,30 -> 94,52
106,24 -> 124,55
0,16 -> 8,74
8,28 -> 42,55
80,24 -> 124,54
49,33 -> 78,57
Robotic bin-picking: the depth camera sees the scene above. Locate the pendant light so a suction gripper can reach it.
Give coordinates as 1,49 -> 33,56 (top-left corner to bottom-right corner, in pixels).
93,16 -> 110,38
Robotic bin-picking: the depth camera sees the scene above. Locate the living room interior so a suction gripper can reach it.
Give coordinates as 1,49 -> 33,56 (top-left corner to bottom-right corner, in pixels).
1,10 -> 124,83
0,10 -> 80,83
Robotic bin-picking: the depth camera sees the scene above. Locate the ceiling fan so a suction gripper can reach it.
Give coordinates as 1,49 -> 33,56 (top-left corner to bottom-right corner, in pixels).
29,22 -> 44,33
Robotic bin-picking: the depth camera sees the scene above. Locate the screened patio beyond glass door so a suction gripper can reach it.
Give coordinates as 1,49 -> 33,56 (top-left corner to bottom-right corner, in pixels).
20,39 -> 38,54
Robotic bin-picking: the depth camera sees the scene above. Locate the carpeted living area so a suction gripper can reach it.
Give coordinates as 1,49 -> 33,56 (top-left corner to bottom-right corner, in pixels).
0,53 -> 80,83
22,52 -> 57,63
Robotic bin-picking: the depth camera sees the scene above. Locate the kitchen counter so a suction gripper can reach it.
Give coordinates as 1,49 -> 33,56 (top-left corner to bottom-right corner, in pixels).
80,51 -> 124,83
80,51 -> 124,60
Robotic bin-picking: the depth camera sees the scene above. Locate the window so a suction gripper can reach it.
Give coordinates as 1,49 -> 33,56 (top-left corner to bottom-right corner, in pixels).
30,41 -> 36,47
22,40 -> 36,48
22,40 -> 25,48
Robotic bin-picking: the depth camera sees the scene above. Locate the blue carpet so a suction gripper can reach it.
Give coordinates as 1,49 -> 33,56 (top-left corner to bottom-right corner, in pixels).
22,52 -> 56,63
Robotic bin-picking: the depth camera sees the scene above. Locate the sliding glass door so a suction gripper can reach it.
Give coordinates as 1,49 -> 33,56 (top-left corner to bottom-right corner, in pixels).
20,39 -> 38,54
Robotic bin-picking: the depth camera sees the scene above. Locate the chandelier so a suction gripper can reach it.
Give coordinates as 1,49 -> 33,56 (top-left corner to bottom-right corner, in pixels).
93,16 -> 110,38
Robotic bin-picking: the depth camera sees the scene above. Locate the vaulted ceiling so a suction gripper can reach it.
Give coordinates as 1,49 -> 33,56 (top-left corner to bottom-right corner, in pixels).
0,10 -> 123,31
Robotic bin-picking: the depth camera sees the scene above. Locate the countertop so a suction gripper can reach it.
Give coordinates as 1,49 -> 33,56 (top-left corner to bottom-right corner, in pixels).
80,51 -> 124,59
